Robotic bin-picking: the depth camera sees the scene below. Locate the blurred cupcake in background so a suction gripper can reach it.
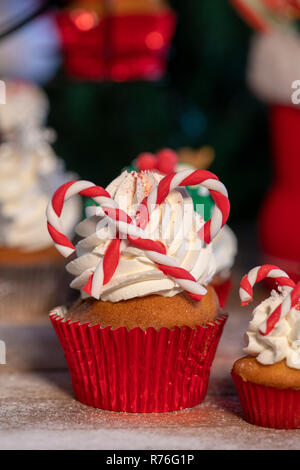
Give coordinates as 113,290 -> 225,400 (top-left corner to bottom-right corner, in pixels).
0,98 -> 82,323
49,167 -> 230,412
127,147 -> 237,307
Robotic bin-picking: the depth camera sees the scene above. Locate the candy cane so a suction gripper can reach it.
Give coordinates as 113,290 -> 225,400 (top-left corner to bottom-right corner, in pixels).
48,184 -> 207,301
93,206 -> 207,301
46,169 -> 230,300
46,181 -> 126,299
136,169 -> 230,243
259,281 -> 300,336
46,180 -> 118,257
239,264 -> 295,306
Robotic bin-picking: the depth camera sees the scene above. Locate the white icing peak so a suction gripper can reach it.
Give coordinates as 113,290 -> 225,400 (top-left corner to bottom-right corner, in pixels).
0,140 -> 81,252
0,80 -> 49,135
66,170 -> 216,302
177,162 -> 237,276
244,287 -> 300,369
212,225 -> 237,277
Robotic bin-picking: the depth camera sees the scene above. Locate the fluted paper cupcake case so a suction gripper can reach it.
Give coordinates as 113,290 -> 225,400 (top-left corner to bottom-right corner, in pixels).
0,264 -> 73,324
232,372 -> 300,429
50,308 -> 227,413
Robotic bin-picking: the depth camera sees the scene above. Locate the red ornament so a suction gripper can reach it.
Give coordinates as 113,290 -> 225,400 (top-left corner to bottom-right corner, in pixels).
156,149 -> 178,174
136,148 -> 178,174
136,152 -> 157,171
56,1 -> 176,81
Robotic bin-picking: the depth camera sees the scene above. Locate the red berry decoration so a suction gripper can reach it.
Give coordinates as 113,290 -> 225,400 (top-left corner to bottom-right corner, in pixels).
156,149 -> 178,174
136,152 -> 157,171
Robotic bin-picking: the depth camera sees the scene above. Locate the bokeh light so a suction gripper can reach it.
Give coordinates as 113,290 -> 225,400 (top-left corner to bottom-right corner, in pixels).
71,9 -> 98,31
145,31 -> 164,50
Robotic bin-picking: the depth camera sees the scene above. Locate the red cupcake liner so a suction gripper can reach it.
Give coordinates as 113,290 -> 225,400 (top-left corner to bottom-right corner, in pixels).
232,372 -> 300,429
212,278 -> 232,308
50,309 -> 227,412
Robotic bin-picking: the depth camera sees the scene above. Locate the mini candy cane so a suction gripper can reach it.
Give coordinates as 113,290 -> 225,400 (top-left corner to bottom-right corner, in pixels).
46,169 -> 230,301
136,169 -> 230,243
46,180 -> 118,257
239,264 -> 295,306
260,281 -> 300,336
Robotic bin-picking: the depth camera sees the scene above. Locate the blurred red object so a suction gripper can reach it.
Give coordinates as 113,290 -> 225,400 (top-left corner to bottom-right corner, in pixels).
259,105 -> 300,283
212,278 -> 232,309
135,148 -> 178,173
56,1 -> 176,81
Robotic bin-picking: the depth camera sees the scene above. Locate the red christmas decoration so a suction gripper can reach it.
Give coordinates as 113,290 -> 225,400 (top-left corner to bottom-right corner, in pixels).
259,105 -> 300,282
231,0 -> 300,282
135,148 -> 178,173
56,0 -> 176,81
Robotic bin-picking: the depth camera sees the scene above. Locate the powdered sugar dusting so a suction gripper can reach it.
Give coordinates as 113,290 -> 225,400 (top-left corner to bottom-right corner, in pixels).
1,276 -> 300,449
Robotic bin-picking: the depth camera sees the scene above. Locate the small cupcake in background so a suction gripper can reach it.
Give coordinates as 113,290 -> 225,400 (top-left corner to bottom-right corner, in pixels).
48,167 -> 230,413
127,148 -> 237,307
0,80 -> 49,142
0,132 -> 82,323
232,264 -> 300,429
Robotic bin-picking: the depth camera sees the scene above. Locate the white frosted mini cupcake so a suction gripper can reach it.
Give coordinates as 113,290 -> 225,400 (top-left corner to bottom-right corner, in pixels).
232,264 -> 300,428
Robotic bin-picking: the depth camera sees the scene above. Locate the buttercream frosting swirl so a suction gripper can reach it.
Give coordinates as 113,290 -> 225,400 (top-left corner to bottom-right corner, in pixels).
0,140 -> 81,252
212,225 -> 237,278
178,163 -> 237,276
66,170 -> 216,302
244,287 -> 300,369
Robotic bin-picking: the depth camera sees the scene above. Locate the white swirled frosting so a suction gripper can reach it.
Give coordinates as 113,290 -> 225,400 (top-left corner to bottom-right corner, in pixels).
178,163 -> 237,277
0,141 -> 81,252
66,170 -> 216,302
212,225 -> 237,278
244,287 -> 300,369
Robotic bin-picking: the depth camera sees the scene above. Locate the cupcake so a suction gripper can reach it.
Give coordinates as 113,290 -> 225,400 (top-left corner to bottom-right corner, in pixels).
0,80 -> 49,142
232,264 -> 300,428
126,148 -> 237,307
48,168 -> 230,412
0,135 -> 81,323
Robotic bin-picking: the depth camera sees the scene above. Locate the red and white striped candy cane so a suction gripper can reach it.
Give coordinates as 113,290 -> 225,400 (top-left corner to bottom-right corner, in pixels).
46,169 -> 230,300
136,169 -> 230,243
48,185 -> 206,301
90,206 -> 208,301
46,181 -> 125,299
46,180 -> 118,257
259,281 -> 300,336
239,264 -> 295,306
